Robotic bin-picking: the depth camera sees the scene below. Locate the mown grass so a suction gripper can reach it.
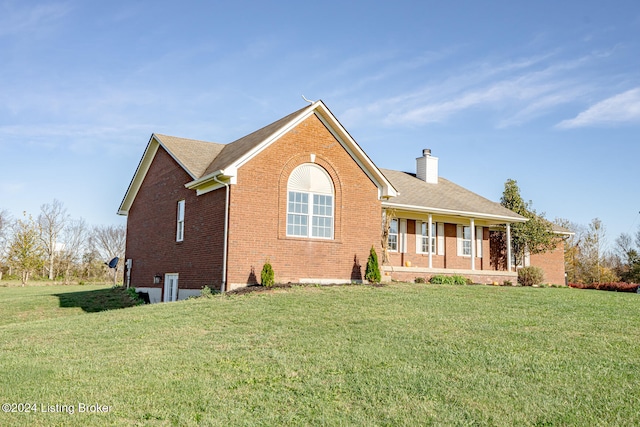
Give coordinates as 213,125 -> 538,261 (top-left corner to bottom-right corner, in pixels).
0,283 -> 140,326
0,283 -> 639,426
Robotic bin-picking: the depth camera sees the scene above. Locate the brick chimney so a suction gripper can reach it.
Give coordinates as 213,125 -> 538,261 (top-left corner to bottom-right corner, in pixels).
416,149 -> 438,184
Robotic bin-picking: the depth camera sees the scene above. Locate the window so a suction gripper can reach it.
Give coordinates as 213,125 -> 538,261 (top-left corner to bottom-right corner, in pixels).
286,164 -> 334,239
461,226 -> 472,256
176,200 -> 185,242
457,225 -> 483,257
388,218 -> 398,251
419,222 -> 437,254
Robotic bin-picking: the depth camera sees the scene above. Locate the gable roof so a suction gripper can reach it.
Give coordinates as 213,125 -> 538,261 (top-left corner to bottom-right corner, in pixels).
184,100 -> 398,198
118,100 -> 398,215
381,169 -> 526,224
155,134 -> 225,179
202,106 -> 309,177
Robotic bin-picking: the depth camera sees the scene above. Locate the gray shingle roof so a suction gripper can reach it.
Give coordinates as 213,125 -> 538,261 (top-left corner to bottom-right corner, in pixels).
202,105 -> 310,177
155,134 -> 225,179
381,169 -> 526,222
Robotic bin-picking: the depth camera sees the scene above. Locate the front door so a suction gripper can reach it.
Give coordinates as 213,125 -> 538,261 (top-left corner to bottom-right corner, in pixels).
164,274 -> 179,302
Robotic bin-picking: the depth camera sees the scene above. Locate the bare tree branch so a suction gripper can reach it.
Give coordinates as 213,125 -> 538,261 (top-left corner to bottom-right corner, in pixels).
38,199 -> 68,280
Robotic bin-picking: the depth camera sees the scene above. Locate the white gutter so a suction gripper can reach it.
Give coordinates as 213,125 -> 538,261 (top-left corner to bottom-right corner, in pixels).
213,175 -> 230,293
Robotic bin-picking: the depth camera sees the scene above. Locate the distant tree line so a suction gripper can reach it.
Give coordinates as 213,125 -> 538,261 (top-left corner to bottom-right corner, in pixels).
0,200 -> 125,286
500,179 -> 640,285
556,217 -> 640,285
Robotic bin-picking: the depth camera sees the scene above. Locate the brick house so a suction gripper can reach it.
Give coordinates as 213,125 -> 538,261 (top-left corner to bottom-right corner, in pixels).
118,100 -> 566,302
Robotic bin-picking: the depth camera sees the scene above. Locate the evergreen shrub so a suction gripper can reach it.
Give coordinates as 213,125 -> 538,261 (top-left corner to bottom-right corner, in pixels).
261,261 -> 275,287
365,246 -> 381,284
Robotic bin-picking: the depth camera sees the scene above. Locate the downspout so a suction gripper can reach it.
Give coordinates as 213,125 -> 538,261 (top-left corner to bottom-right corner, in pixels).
213,175 -> 230,293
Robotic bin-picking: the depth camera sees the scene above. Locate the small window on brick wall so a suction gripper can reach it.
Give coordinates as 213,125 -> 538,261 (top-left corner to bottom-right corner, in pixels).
456,225 -> 483,257
388,218 -> 398,252
176,200 -> 185,242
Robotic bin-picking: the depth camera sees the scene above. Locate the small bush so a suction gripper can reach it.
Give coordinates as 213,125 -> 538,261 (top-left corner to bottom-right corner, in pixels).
429,275 -> 468,285
200,285 -> 216,298
517,266 -> 544,287
365,246 -> 381,284
414,277 -> 426,284
429,275 -> 448,284
503,280 -> 513,287
261,260 -> 275,287
126,287 -> 145,305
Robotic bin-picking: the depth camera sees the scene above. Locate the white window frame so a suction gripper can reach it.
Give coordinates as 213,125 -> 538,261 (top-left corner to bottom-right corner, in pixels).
176,200 -> 185,242
388,218 -> 398,252
286,163 -> 334,240
457,225 -> 483,258
418,221 -> 437,254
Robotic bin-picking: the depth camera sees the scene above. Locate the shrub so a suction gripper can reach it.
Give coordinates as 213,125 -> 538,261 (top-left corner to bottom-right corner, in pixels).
429,275 -> 448,284
517,266 -> 544,287
126,287 -> 145,305
414,277 -> 426,284
200,285 -> 215,298
503,280 -> 513,287
429,275 -> 468,285
569,282 -> 639,293
261,260 -> 275,287
365,246 -> 381,284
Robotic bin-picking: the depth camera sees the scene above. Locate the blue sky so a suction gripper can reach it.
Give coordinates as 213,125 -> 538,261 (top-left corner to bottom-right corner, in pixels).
1,0 -> 639,249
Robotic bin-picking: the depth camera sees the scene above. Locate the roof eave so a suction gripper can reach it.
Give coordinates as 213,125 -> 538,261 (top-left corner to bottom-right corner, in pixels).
117,134 -> 159,216
185,167 -> 237,195
382,201 -> 527,223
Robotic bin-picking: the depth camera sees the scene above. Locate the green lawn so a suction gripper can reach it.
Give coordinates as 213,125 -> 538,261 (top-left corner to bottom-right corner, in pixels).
0,283 -> 639,426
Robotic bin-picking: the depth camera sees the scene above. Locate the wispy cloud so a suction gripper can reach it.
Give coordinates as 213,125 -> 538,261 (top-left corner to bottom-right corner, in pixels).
342,48 -> 627,129
384,63 -> 573,126
556,88 -> 640,129
0,1 -> 71,37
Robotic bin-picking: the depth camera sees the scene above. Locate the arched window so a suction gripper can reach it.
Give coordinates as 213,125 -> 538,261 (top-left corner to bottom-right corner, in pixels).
286,163 -> 334,239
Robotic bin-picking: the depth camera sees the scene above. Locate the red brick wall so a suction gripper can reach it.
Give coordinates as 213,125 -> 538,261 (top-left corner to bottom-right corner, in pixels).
387,221 -> 490,271
125,146 -> 226,292
530,240 -> 566,285
225,114 -> 381,287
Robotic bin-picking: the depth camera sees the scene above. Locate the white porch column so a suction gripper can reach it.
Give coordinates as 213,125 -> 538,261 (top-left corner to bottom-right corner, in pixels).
428,214 -> 433,269
506,223 -> 512,272
470,218 -> 476,271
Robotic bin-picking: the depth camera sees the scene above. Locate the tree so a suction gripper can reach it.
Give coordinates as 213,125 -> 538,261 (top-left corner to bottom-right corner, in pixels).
90,224 -> 126,284
381,209 -> 396,264
38,199 -> 68,280
579,218 -> 617,284
613,226 -> 640,284
365,245 -> 381,284
8,213 -> 44,285
0,210 -> 11,279
59,218 -> 88,284
555,218 -> 584,284
558,217 -> 619,284
500,179 -> 559,267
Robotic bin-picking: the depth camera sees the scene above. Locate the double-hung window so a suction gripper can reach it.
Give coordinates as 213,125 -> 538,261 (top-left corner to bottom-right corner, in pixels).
387,218 -> 398,251
286,164 -> 334,239
457,225 -> 483,257
420,222 -> 437,254
176,200 -> 185,242
461,226 -> 472,256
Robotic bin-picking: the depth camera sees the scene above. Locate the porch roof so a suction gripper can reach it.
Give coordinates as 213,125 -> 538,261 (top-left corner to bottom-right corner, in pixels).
380,169 -> 526,224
